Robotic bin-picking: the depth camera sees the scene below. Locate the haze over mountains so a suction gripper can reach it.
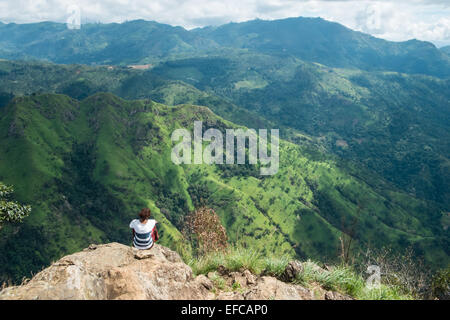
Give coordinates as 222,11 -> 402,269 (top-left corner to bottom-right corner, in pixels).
0,16 -> 448,283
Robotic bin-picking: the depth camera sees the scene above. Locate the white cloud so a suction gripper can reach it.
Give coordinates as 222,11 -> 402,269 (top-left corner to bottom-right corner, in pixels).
0,0 -> 449,46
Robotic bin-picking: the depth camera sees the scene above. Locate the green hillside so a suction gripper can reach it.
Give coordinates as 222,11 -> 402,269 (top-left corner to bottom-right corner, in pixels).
0,92 -> 447,283
151,54 -> 450,211
0,59 -> 271,130
1,58 -> 449,212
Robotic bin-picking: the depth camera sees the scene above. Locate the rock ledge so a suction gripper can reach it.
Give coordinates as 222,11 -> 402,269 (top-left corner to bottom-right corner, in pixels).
0,243 -> 351,300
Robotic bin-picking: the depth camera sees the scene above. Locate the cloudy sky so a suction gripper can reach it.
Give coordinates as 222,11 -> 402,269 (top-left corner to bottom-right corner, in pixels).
0,0 -> 449,46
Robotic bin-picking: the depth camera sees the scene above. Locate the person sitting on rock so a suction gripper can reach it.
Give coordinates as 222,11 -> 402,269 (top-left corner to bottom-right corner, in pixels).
129,208 -> 159,250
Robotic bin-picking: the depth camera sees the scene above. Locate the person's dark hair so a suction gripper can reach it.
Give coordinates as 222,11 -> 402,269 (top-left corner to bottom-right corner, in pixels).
139,208 -> 151,221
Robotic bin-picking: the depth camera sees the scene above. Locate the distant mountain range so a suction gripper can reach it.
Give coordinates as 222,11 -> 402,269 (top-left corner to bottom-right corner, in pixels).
0,17 -> 449,77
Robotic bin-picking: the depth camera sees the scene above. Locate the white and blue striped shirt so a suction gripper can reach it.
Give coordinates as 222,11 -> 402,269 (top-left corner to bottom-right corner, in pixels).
129,219 -> 157,250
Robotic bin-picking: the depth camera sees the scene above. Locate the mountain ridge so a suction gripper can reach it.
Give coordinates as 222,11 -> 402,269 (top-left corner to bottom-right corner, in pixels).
0,16 -> 448,77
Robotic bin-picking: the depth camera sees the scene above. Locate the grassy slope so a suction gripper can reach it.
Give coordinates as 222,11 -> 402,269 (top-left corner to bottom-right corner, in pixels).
187,245 -> 413,300
4,57 -> 448,211
151,54 -> 450,211
0,92 -> 447,283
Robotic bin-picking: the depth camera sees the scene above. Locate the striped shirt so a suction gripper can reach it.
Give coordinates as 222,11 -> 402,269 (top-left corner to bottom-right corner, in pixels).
129,219 -> 157,250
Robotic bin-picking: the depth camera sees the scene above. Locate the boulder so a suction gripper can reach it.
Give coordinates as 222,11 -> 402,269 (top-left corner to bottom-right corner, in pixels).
244,276 -> 313,300
281,260 -> 304,282
0,243 -> 212,300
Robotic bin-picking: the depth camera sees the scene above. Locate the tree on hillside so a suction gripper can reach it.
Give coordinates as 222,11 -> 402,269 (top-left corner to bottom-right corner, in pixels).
0,182 -> 31,227
183,207 -> 228,255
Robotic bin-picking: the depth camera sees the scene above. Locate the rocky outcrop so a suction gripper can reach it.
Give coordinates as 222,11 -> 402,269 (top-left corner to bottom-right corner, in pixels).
0,243 -> 352,300
280,260 -> 304,282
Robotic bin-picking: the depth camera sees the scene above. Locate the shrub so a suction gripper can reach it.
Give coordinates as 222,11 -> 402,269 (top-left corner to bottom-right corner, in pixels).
183,207 -> 228,255
0,182 -> 31,226
432,266 -> 450,300
359,247 -> 431,298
